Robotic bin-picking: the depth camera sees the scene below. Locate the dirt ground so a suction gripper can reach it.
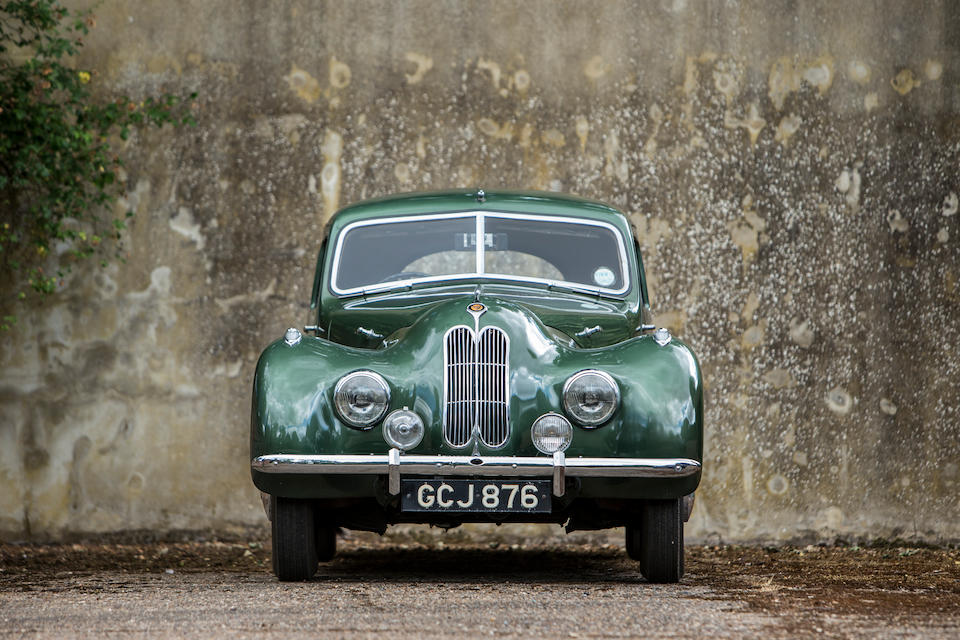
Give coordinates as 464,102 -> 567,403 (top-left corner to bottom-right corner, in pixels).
1,530 -> 958,639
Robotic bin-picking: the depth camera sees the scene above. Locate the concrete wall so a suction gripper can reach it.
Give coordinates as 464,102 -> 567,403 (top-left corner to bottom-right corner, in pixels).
1,0 -> 958,542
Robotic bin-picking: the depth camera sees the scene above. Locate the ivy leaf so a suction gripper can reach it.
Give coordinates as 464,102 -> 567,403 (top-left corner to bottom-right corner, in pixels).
0,0 -> 196,326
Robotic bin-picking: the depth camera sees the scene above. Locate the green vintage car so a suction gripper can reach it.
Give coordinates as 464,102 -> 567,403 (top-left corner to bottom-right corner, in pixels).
250,190 -> 703,582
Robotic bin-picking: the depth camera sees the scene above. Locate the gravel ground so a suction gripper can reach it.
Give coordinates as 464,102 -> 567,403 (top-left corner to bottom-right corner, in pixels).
1,529 -> 958,639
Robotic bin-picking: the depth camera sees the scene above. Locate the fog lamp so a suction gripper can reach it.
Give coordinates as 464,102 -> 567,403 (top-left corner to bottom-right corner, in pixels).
382,408 -> 424,451
531,413 -> 573,455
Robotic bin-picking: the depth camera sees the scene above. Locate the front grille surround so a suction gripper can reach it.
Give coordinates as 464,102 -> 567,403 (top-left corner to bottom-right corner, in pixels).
443,325 -> 510,448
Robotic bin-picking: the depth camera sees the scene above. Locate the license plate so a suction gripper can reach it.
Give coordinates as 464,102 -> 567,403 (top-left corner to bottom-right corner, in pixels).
400,479 -> 552,513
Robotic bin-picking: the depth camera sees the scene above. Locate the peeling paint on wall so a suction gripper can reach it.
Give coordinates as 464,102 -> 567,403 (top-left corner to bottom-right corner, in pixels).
847,60 -> 871,85
584,55 -> 610,80
768,56 -> 834,111
774,115 -> 801,146
942,192 -> 958,216
320,131 -> 343,217
891,68 -> 919,95
328,56 -> 351,89
284,64 -> 321,103
169,207 -> 205,250
725,103 -> 766,146
404,52 -> 433,84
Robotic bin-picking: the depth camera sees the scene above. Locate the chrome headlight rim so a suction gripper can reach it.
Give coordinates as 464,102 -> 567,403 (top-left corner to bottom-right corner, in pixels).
561,369 -> 620,428
333,370 -> 391,430
382,408 -> 425,451
531,412 -> 574,455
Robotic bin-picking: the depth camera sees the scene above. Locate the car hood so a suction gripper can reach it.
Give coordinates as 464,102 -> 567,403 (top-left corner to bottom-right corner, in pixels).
324,284 -> 640,349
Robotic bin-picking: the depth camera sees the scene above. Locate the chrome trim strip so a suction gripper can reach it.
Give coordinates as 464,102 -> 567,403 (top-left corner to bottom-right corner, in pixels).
475,213 -> 485,274
574,325 -> 602,339
329,211 -> 631,297
356,326 -> 384,341
252,453 -> 702,496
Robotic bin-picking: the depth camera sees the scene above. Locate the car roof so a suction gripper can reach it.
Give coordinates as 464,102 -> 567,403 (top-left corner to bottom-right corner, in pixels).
324,189 -> 630,235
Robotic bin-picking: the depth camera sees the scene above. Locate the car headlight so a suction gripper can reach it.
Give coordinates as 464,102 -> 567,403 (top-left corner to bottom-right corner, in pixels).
562,370 -> 619,427
334,371 -> 390,429
382,408 -> 425,451
531,413 -> 573,454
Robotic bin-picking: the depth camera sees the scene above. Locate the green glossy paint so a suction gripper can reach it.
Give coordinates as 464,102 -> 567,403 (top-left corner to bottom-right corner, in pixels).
251,190 -> 703,502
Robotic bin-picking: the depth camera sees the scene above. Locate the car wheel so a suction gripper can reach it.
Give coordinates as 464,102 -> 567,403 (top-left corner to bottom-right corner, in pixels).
271,496 -> 319,581
637,498 -> 684,583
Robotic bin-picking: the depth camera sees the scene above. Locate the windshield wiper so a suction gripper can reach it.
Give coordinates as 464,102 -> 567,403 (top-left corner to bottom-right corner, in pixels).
544,282 -> 630,302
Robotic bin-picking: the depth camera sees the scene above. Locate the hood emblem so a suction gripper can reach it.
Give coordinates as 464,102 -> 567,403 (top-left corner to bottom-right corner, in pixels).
467,302 -> 486,332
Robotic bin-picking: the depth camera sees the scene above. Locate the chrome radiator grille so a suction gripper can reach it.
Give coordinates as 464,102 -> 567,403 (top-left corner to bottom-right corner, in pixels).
443,326 -> 510,448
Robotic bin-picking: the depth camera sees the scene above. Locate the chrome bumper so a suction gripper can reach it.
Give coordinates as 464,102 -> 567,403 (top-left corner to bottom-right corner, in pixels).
251,450 -> 701,497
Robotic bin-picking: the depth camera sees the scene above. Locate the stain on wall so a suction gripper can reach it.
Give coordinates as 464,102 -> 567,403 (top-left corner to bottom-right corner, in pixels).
1,0 -> 958,542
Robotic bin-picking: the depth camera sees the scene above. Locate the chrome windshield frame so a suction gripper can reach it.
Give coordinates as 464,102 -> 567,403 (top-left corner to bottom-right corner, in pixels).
328,211 -> 632,297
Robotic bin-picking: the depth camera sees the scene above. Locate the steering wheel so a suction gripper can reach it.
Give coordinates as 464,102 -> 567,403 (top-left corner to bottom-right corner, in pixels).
378,271 -> 430,283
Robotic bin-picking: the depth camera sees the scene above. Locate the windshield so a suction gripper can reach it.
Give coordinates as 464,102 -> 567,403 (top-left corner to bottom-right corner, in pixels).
331,212 -> 630,296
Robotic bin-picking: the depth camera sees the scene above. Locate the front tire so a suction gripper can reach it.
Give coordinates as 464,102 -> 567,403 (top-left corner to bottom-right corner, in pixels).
271,497 -> 319,581
632,498 -> 684,583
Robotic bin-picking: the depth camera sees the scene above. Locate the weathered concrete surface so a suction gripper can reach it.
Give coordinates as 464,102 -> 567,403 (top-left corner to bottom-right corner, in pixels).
1,0 -> 958,542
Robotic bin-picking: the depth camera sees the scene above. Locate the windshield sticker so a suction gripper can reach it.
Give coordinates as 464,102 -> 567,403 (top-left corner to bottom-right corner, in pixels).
593,267 -> 615,287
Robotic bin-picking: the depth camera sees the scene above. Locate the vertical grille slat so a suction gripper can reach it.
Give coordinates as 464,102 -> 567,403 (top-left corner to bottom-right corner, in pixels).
444,325 -> 510,448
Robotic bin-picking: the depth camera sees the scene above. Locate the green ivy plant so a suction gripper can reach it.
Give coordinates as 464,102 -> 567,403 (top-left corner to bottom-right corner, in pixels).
0,0 -> 196,330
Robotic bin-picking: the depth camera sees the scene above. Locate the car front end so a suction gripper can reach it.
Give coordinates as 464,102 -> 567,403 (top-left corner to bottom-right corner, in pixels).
250,190 -> 703,582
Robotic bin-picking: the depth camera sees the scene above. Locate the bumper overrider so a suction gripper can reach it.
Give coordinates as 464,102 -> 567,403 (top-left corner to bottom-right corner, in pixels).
251,450 -> 701,498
